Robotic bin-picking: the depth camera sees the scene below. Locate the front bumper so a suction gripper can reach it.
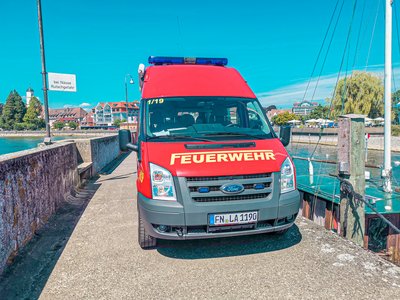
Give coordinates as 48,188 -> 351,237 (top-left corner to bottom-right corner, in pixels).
138,189 -> 300,240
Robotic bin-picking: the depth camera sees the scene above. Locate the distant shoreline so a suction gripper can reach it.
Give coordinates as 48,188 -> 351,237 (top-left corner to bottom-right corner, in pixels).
291,135 -> 400,152
0,130 -> 117,138
2,130 -> 398,152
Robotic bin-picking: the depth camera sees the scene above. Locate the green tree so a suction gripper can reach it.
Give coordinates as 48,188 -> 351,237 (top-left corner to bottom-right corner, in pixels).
0,90 -> 27,130
392,90 -> 400,124
0,103 -> 3,115
309,105 -> 329,119
271,111 -> 298,125
53,121 -> 65,130
331,71 -> 384,118
23,96 -> 44,129
68,121 -> 78,129
113,119 -> 122,127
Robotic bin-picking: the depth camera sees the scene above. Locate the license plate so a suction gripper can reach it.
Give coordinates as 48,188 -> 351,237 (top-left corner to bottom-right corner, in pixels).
209,211 -> 258,226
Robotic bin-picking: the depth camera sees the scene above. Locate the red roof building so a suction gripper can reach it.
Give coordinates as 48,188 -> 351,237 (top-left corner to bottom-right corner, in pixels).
81,111 -> 95,127
49,107 -> 88,125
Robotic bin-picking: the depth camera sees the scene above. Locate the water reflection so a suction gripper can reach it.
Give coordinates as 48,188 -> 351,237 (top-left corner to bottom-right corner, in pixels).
288,143 -> 400,182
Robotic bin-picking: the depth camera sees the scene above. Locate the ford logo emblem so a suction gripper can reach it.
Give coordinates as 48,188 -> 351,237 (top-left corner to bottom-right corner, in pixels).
220,183 -> 245,194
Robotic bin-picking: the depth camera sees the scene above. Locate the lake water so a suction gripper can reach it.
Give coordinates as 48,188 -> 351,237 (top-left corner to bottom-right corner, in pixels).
0,136 -> 70,156
287,143 -> 400,185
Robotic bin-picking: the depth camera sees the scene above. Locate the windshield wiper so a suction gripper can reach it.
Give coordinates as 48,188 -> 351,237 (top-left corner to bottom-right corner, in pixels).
203,132 -> 266,140
147,135 -> 212,142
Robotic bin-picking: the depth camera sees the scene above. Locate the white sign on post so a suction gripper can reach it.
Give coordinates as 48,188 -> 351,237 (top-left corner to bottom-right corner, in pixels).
48,72 -> 77,92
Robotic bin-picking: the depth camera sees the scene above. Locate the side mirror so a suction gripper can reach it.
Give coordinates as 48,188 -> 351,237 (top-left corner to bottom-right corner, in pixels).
119,129 -> 132,151
126,143 -> 138,152
279,126 -> 291,147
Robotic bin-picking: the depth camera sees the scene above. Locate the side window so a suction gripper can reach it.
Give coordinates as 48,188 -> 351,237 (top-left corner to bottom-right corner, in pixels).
246,102 -> 269,131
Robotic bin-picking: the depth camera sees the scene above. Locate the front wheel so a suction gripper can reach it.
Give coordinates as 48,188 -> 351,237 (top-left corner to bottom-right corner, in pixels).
138,213 -> 157,249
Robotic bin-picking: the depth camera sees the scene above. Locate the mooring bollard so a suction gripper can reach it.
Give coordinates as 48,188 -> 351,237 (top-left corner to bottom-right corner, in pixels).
337,114 -> 366,247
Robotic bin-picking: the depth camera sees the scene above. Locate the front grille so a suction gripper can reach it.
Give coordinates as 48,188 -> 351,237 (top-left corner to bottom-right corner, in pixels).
186,173 -> 271,182
193,193 -> 270,202
188,182 -> 272,193
185,173 -> 273,203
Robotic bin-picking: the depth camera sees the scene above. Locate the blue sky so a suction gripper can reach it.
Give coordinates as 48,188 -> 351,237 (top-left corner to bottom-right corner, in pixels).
0,0 -> 398,109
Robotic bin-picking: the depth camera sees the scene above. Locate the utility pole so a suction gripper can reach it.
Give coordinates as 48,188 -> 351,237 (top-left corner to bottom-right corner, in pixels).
383,0 -> 392,192
37,0 -> 51,140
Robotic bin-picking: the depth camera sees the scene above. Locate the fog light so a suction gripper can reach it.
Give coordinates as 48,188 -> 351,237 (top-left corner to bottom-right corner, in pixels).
158,225 -> 169,232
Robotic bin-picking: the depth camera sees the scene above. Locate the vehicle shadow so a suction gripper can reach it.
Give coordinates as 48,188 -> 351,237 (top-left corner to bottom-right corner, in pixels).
157,224 -> 302,259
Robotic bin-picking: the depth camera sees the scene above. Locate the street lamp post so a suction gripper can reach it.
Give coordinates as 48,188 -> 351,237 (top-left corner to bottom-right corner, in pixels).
37,0 -> 51,141
124,74 -> 134,123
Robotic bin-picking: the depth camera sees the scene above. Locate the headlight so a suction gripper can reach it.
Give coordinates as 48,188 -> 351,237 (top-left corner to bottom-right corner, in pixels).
150,163 -> 177,201
280,157 -> 295,193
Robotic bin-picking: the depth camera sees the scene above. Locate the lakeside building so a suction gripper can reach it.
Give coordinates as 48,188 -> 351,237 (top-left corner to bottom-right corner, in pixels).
81,112 -> 95,127
292,100 -> 318,116
93,101 -> 139,126
49,107 -> 88,126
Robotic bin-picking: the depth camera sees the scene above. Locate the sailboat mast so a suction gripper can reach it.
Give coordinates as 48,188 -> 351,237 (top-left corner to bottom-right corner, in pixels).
383,0 -> 393,192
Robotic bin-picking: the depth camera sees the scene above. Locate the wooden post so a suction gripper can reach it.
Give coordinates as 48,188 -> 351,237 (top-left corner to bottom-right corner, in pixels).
338,114 -> 365,247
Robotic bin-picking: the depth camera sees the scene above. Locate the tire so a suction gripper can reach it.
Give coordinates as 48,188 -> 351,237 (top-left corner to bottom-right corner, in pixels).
138,213 -> 157,249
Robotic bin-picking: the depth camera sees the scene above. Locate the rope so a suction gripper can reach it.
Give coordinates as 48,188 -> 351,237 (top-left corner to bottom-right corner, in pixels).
328,0 -> 359,119
302,0 -> 342,102
310,0 -> 345,102
351,0 -> 367,70
393,0 -> 400,95
365,0 -> 382,71
338,177 -> 400,234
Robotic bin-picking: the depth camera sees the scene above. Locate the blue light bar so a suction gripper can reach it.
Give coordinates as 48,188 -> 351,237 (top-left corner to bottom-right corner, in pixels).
196,57 -> 228,66
148,56 -> 228,66
148,56 -> 184,65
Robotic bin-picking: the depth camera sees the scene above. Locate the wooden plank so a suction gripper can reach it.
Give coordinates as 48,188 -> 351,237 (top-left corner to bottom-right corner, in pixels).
364,215 -> 371,249
313,198 -> 326,226
338,115 -> 365,247
387,214 -> 400,264
302,198 -> 311,219
325,203 -> 335,230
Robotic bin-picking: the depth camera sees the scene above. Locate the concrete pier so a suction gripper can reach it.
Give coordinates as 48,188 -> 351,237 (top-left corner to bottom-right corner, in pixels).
0,153 -> 399,299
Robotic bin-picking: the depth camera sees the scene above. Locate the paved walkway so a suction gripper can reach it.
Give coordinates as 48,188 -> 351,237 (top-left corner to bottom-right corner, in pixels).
1,152 -> 400,299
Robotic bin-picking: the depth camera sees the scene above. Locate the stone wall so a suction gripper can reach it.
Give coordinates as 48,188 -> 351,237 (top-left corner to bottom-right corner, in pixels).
0,143 -> 78,274
75,135 -> 119,174
0,135 -> 121,274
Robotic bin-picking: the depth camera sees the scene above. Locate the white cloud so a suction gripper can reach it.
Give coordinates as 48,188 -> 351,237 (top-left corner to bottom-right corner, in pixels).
63,104 -> 74,108
257,65 -> 400,109
79,102 -> 91,108
257,74 -> 338,108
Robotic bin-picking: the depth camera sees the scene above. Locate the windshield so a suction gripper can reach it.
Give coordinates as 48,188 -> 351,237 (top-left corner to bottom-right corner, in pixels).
144,97 -> 274,141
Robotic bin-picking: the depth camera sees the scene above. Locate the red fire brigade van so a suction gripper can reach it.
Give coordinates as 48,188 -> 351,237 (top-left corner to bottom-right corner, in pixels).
127,56 -> 300,248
